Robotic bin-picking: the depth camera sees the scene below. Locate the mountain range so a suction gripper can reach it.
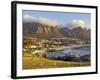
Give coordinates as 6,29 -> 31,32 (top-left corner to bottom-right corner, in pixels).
23,17 -> 90,40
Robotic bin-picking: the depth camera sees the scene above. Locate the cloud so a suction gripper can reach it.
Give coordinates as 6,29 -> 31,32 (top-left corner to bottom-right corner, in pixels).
67,19 -> 90,29
23,14 -> 60,26
23,14 -> 39,23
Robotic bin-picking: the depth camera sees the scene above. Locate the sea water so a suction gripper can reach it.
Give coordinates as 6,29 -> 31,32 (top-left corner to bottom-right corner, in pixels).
48,44 -> 91,61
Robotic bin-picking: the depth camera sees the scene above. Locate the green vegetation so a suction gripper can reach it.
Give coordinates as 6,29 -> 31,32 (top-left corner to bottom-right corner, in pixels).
23,53 -> 90,69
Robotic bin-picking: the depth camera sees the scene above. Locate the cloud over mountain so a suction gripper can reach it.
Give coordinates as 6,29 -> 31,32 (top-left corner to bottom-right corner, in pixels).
67,19 -> 90,29
23,15 -> 90,40
23,14 -> 60,26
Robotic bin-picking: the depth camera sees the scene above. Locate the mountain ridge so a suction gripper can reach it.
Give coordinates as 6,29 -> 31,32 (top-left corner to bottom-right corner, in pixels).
23,20 -> 90,40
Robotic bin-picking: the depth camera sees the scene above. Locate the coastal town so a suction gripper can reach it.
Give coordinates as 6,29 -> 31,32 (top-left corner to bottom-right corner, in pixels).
23,37 -> 90,58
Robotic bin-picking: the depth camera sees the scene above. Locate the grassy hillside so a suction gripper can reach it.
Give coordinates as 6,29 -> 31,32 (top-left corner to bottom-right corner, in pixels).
23,53 -> 90,69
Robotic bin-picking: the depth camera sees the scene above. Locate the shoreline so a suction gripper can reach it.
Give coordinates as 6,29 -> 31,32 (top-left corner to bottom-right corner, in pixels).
52,44 -> 90,51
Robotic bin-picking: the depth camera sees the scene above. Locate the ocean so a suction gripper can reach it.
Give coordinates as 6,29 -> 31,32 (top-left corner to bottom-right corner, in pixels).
47,44 -> 91,61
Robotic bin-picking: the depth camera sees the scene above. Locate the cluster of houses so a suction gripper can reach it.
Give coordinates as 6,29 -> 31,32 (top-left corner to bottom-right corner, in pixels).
23,37 -> 89,58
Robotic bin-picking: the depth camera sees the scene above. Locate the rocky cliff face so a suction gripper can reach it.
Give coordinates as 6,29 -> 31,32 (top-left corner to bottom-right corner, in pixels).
60,27 -> 90,40
23,22 -> 64,39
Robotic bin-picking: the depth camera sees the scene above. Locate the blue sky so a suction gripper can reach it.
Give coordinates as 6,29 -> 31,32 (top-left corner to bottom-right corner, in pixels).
23,10 -> 91,26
